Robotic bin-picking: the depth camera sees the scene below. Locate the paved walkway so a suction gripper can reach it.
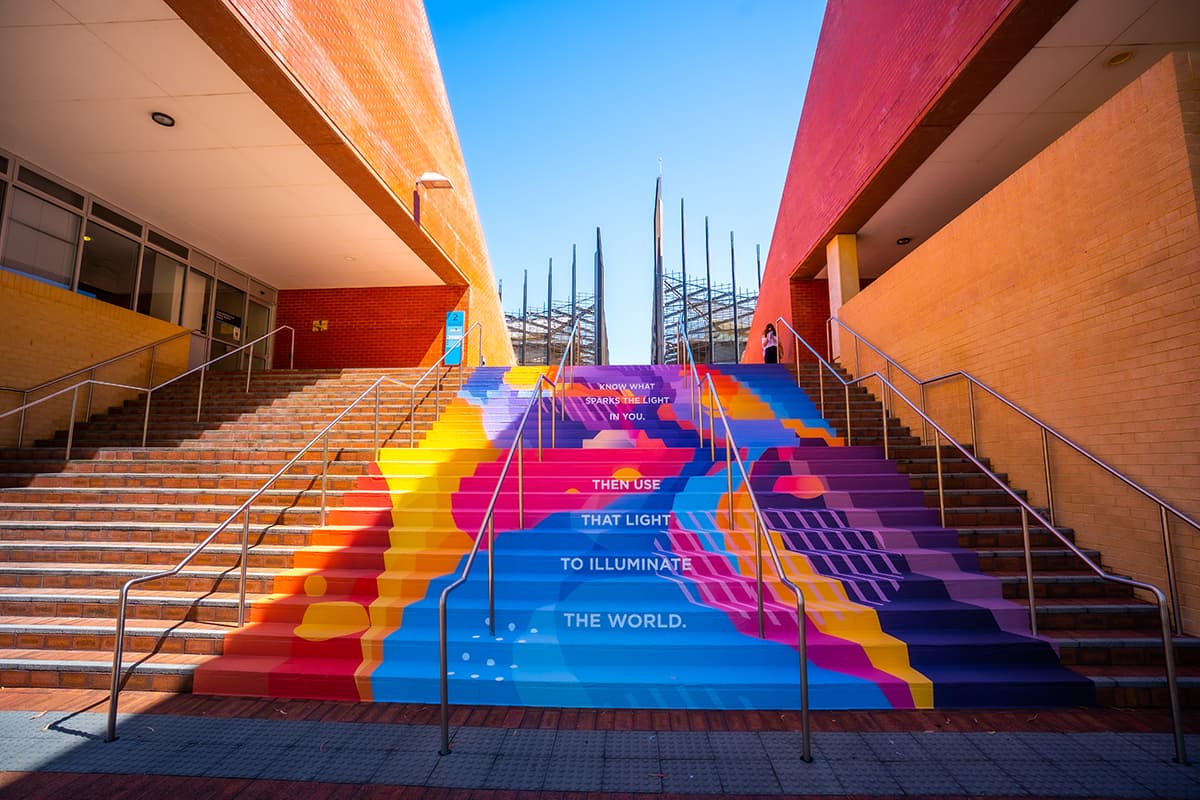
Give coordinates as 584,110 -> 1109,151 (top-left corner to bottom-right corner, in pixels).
0,691 -> 1196,798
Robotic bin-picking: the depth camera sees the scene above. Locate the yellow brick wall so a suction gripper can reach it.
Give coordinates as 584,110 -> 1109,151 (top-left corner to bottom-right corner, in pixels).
0,270 -> 190,446
837,52 -> 1200,632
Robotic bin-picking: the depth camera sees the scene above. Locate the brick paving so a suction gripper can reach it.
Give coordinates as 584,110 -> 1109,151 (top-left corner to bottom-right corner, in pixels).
0,690 -> 1196,798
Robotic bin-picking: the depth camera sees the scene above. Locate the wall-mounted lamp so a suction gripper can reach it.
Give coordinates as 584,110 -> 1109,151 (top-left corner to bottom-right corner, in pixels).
150,111 -> 176,128
414,171 -> 454,226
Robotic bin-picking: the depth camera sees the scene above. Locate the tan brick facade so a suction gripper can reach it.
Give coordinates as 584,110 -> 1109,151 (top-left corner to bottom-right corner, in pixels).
836,53 -> 1200,632
0,270 -> 189,446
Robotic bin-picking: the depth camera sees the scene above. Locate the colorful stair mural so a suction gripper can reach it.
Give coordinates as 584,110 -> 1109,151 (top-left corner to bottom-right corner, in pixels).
194,364 -> 1093,709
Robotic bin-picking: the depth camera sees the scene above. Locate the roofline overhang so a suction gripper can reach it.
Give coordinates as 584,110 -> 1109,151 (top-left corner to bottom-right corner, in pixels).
789,0 -> 1076,282
166,0 -> 469,287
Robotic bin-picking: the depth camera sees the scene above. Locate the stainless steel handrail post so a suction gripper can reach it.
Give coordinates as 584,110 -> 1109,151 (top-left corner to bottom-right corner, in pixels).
17,390 -> 28,448
239,509 -> 250,627
374,384 -> 381,453
106,586 -> 132,741
967,379 -> 977,452
141,387 -> 153,447
935,431 -> 946,528
1157,599 -> 1187,763
755,513 -> 764,638
289,327 -> 296,369
65,385 -> 79,461
518,442 -> 524,529
726,436 -> 734,530
196,364 -> 206,423
881,378 -> 890,460
1020,507 -> 1038,635
537,389 -> 544,458
919,384 -> 928,445
843,384 -> 852,445
85,368 -> 95,421
796,594 -> 812,762
409,384 -> 417,448
245,346 -> 253,393
1041,428 -> 1056,526
487,513 -> 496,636
320,434 -> 329,527
816,357 -> 825,418
1161,506 -> 1183,634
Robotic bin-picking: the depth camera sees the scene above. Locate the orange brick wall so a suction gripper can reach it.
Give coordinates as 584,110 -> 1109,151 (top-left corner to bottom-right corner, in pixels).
274,285 -> 471,369
837,53 -> 1200,632
173,0 -> 513,366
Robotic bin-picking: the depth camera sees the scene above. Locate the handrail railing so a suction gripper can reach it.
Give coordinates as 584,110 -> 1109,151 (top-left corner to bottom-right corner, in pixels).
0,330 -> 191,448
679,326 -> 812,762
0,326 -> 296,457
0,379 -> 142,461
409,322 -> 483,446
142,325 -> 296,441
106,370 -> 419,742
437,372 -> 558,754
828,316 -> 1196,635
779,316 -> 1187,764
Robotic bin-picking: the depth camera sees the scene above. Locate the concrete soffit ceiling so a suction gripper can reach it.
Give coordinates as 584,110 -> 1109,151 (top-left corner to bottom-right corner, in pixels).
0,0 -> 447,291
812,0 -> 1200,281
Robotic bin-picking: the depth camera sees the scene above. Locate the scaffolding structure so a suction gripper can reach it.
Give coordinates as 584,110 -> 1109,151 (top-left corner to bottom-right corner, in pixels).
662,271 -> 758,364
506,293 -> 607,366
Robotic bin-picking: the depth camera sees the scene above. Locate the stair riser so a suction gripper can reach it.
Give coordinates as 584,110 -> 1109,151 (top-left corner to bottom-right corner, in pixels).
0,573 -> 274,593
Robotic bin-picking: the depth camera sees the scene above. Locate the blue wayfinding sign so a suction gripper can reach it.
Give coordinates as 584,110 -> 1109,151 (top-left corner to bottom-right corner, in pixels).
445,310 -> 465,366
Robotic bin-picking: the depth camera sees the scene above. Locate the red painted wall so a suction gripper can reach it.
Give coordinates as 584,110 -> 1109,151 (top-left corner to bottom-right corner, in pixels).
750,0 -> 1043,357
274,286 -> 467,369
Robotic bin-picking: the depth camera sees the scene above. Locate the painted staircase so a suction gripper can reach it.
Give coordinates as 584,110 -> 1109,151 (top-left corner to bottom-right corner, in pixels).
1,362 -> 1192,707
187,363 -> 1193,709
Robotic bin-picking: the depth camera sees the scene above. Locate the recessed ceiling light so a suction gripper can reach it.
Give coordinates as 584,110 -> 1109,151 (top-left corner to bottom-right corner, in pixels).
1106,51 -> 1134,67
896,236 -> 912,246
150,111 -> 175,127
343,256 -> 356,262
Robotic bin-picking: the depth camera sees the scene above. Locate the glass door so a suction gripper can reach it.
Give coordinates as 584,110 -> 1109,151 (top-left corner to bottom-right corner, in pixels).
246,300 -> 271,371
210,280 -> 246,371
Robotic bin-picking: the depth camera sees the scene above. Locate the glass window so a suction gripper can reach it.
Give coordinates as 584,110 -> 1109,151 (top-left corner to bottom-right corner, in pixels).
1,187 -> 81,285
180,268 -> 212,333
137,249 -> 185,323
78,220 -> 138,308
147,230 -> 188,260
17,166 -> 83,208
91,202 -> 142,237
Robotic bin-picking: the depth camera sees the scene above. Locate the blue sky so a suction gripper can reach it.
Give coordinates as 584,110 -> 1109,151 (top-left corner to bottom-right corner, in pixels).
425,0 -> 826,364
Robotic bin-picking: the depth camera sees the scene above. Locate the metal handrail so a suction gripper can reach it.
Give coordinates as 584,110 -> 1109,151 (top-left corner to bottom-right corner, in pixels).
0,330 -> 192,447
778,316 -> 1187,764
140,325 -> 296,443
0,379 -> 143,460
551,316 -> 585,417
105,370 -> 423,742
409,322 -> 483,446
684,336 -> 812,761
437,371 -> 559,754
828,316 -> 1197,634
